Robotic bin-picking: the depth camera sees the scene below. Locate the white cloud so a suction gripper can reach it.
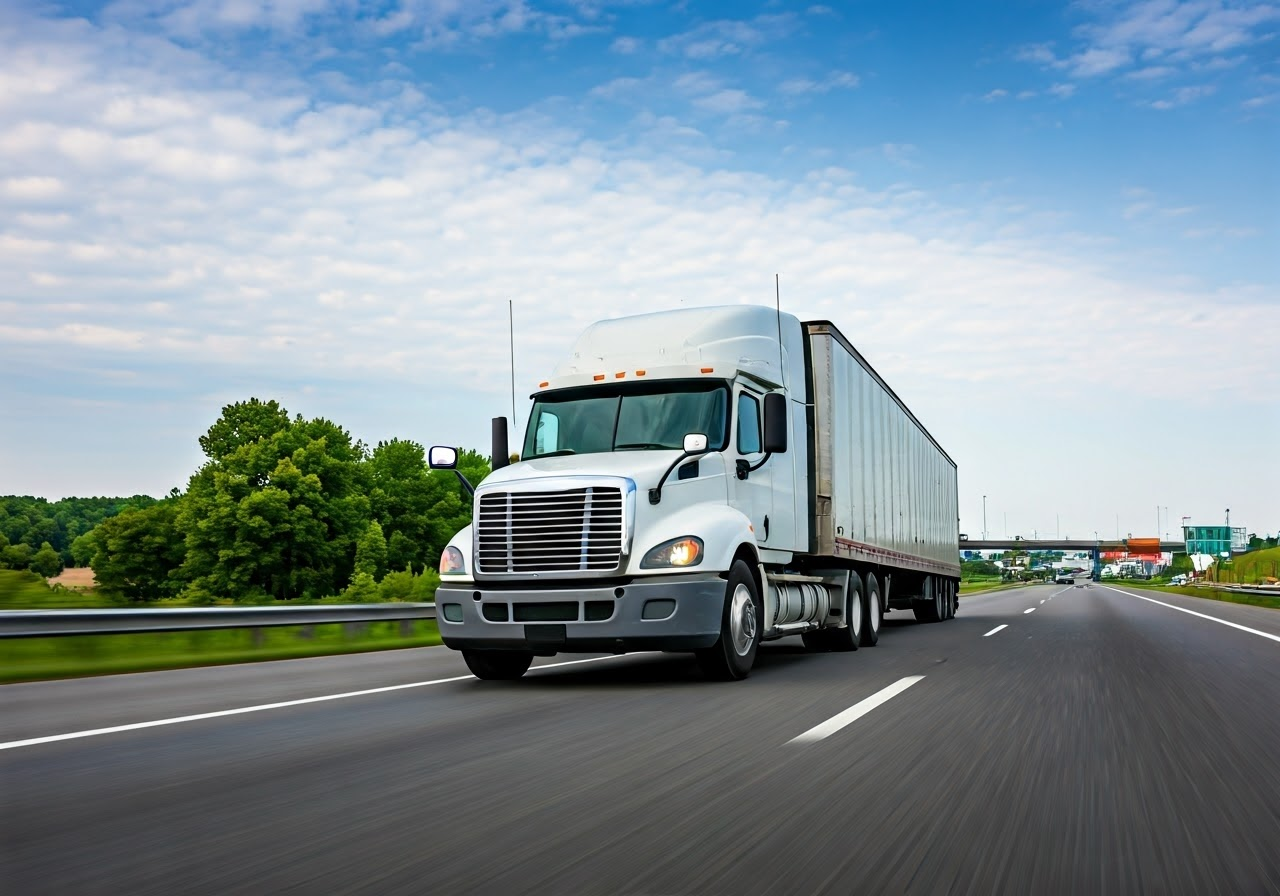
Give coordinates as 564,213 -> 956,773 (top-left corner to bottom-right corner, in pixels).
1147,84 -> 1217,108
657,14 -> 795,59
1015,1 -> 1280,101
982,89 -> 1009,102
779,71 -> 859,95
1047,82 -> 1076,98
1242,92 -> 1278,108
610,36 -> 641,54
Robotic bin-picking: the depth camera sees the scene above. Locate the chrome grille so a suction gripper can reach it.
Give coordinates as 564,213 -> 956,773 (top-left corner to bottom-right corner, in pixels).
476,486 -> 624,574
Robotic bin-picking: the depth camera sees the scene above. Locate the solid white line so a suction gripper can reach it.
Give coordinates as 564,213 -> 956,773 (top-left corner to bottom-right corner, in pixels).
983,624 -> 1008,637
1024,608 -> 1036,614
789,676 -> 925,744
0,654 -> 640,752
1100,586 -> 1280,644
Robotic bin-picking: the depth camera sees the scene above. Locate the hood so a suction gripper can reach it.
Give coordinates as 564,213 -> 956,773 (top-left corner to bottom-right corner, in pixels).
480,450 -> 700,490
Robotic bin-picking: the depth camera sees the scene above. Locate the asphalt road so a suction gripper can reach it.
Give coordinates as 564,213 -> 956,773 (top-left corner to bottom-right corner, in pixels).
2,583 -> 1278,894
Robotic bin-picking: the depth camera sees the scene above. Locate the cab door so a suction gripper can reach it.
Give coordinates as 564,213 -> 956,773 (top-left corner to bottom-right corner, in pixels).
730,386 -> 775,547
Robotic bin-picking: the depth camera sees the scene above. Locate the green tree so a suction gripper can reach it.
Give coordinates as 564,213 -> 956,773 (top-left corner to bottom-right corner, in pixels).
2,542 -> 34,570
69,532 -> 96,568
341,571 -> 379,603
89,502 -> 187,602
178,402 -> 370,602
353,520 -> 388,580
29,541 -> 64,578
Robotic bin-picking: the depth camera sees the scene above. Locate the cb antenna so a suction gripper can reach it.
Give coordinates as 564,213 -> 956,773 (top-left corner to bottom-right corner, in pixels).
508,299 -> 517,453
775,274 -> 786,389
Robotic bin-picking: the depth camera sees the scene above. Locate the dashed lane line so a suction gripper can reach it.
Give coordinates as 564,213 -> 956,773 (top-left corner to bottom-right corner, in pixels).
789,676 -> 926,744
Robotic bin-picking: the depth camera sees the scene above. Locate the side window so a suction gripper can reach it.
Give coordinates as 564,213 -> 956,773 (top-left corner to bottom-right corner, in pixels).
534,411 -> 560,455
737,393 -> 761,455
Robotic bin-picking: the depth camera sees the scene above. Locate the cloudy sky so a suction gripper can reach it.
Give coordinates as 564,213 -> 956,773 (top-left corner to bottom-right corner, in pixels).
2,0 -> 1277,540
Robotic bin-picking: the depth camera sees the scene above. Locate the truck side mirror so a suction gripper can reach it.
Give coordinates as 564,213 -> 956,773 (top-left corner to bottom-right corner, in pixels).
763,393 -> 788,454
491,417 -> 510,471
428,446 -> 458,469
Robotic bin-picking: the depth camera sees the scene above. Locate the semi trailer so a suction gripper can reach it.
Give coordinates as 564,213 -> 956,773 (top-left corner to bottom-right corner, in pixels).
428,305 -> 960,680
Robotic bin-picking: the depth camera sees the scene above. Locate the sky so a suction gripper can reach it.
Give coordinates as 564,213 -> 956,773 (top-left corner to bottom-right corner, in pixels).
1,0 -> 1277,541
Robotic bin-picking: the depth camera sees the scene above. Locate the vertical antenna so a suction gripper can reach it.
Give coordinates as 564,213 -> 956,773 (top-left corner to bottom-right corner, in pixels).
508,300 -> 517,453
774,274 -> 785,389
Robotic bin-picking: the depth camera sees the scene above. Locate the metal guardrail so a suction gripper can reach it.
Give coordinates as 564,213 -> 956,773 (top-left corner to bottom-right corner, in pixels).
0,603 -> 437,638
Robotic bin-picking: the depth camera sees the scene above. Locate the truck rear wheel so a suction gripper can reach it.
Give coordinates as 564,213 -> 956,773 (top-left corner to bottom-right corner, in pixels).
462,650 -> 534,680
859,572 -> 881,646
913,576 -> 941,623
826,572 -> 863,652
697,560 -> 762,680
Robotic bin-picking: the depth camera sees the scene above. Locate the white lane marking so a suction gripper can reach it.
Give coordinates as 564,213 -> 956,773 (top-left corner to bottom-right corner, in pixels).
1040,599 -> 1046,604
983,624 -> 1008,637
0,654 -> 642,752
1101,586 -> 1280,644
789,676 -> 925,744
1024,608 -> 1036,614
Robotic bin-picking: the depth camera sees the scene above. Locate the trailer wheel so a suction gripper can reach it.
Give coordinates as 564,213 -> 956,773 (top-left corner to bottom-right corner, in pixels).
859,572 -> 881,647
913,576 -> 941,623
947,581 -> 958,619
827,572 -> 863,652
697,560 -> 762,680
462,650 -> 534,680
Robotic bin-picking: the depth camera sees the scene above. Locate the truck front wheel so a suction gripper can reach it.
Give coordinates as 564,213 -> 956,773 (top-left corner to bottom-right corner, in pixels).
462,650 -> 534,680
697,560 -> 762,680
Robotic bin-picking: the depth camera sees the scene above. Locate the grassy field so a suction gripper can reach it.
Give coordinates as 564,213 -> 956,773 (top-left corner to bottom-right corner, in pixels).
0,569 -> 115,609
0,619 -> 443,684
1103,578 -> 1280,611
1208,546 -> 1280,585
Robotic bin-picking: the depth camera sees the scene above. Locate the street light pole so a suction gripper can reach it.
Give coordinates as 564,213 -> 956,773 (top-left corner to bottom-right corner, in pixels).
983,495 -> 987,541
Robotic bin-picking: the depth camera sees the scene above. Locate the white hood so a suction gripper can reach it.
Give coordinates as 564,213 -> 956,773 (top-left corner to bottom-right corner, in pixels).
480,451 -> 698,491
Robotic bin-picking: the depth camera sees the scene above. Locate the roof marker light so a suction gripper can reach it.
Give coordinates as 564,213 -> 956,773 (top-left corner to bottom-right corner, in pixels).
635,369 -> 646,376
700,367 -> 714,374
615,372 -> 625,379
539,381 -> 549,388
593,374 -> 606,382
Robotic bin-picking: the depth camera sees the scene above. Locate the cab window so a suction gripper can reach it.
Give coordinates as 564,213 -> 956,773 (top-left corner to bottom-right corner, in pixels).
737,393 -> 761,454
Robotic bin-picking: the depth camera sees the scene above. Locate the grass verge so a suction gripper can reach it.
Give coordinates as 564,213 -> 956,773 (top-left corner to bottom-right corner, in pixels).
1104,579 -> 1280,611
960,580 -> 1035,596
0,619 -> 442,684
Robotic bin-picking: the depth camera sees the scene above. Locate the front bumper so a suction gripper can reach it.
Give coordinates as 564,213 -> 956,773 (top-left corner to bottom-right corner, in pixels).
435,574 -> 726,653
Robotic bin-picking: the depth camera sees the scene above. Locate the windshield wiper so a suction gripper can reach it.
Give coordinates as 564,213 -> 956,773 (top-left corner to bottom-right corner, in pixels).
529,449 -> 576,459
614,442 -> 675,450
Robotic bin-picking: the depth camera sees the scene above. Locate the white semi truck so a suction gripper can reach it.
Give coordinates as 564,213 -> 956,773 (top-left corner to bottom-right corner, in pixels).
428,305 -> 959,680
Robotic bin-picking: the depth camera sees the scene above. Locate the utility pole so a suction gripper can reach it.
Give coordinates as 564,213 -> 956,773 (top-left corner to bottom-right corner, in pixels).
983,495 -> 987,541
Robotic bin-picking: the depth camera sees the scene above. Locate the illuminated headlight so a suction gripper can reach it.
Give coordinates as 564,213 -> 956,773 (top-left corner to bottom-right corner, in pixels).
641,537 -> 703,569
439,546 -> 466,575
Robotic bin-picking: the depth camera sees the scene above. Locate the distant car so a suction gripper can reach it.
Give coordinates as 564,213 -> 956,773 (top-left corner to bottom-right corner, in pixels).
1054,571 -> 1074,584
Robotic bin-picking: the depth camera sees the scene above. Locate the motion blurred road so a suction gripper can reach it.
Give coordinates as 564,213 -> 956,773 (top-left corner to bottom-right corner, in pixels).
3,583 -> 1278,894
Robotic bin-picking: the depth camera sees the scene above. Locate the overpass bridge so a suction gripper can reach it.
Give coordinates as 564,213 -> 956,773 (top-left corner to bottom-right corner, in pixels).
960,539 -> 1186,553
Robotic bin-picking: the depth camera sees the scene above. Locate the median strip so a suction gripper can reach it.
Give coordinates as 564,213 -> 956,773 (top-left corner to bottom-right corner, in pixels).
788,676 -> 925,744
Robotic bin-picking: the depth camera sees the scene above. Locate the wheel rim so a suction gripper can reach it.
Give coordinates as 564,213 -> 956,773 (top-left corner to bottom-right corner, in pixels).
936,580 -> 944,619
870,589 -> 881,634
730,583 -> 757,656
849,589 -> 862,640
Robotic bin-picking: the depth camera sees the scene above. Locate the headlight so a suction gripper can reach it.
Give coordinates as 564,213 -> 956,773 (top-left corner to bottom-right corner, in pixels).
641,537 -> 703,569
439,545 -> 466,575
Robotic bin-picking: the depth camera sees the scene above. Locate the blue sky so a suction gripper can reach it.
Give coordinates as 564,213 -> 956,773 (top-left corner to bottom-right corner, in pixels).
1,0 -> 1277,540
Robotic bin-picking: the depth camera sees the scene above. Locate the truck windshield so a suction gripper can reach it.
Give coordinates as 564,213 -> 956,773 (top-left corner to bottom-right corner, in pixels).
523,382 -> 729,459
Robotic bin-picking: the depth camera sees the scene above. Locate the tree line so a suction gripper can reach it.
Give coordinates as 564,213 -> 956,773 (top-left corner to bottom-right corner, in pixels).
2,398 -> 488,604
1,495 -> 159,577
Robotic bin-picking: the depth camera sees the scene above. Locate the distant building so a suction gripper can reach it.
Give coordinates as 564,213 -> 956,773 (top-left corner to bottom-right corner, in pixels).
1183,524 -> 1247,556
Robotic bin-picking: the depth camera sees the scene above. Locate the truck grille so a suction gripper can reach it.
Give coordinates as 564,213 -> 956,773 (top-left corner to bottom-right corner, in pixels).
476,486 -> 625,575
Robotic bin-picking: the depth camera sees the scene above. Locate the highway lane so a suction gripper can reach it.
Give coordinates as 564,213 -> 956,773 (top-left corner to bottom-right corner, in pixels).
2,583 -> 1278,894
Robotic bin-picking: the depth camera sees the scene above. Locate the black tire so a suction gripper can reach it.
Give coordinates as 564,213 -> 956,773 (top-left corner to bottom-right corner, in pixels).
827,572 -> 863,652
462,650 -> 534,680
696,560 -> 762,680
913,576 -> 941,623
859,572 -> 881,647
